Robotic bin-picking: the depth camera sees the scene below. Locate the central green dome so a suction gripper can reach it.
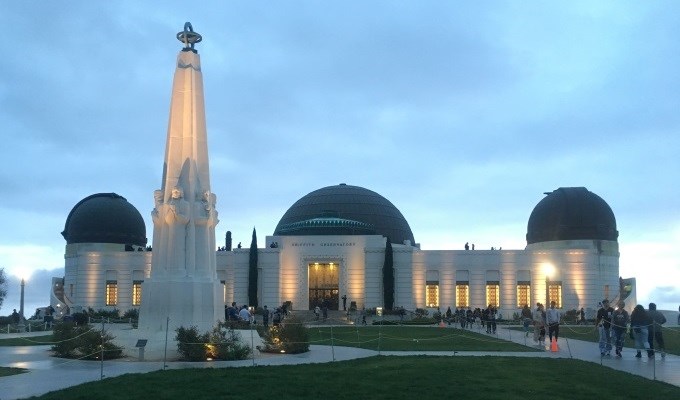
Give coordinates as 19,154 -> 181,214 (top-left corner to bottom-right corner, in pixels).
274,184 -> 415,245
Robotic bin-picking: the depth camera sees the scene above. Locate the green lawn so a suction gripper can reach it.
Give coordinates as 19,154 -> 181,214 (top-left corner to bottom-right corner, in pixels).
0,366 -> 26,377
0,335 -> 54,346
33,356 -> 679,400
307,326 -> 539,351
511,325 -> 680,355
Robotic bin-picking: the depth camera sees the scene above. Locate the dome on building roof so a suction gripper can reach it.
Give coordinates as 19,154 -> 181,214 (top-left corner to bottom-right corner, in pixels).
526,187 -> 618,245
62,193 -> 147,246
274,184 -> 415,245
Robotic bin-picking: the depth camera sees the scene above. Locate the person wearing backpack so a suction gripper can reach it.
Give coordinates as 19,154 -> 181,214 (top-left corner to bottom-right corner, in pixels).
647,302 -> 667,358
611,301 -> 629,358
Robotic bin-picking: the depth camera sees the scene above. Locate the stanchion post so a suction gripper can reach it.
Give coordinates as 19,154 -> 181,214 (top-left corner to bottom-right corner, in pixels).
100,319 -> 105,380
565,337 -> 572,358
250,322 -> 255,366
163,316 -> 169,370
330,324 -> 335,361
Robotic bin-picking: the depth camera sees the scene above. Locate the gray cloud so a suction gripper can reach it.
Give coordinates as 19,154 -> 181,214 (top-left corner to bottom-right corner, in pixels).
0,1 -> 678,306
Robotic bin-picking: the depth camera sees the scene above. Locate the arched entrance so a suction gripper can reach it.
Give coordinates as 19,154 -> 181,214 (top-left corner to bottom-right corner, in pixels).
308,262 -> 339,310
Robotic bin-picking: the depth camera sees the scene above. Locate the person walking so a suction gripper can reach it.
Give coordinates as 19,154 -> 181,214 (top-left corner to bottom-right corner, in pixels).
521,304 -> 532,337
647,302 -> 667,358
630,304 -> 653,358
262,305 -> 270,328
611,301 -> 629,357
546,301 -> 561,343
533,303 -> 546,346
596,300 -> 614,356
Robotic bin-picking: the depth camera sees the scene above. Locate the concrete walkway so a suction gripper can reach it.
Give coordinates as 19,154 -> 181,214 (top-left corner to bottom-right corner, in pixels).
0,325 -> 678,400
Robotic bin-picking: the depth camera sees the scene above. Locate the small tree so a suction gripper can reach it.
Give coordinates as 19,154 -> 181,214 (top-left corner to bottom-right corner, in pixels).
51,322 -> 123,360
176,325 -> 209,361
0,267 -> 7,311
382,239 -> 394,310
248,227 -> 258,307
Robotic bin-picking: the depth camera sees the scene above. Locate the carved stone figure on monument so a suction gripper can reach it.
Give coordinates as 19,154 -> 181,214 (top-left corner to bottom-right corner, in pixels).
166,187 -> 190,272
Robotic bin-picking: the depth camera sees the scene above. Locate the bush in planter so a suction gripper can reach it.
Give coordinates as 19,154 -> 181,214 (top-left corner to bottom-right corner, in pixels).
260,315 -> 309,354
176,324 -> 252,361
51,322 -> 123,360
176,325 -> 209,361
208,323 -> 251,360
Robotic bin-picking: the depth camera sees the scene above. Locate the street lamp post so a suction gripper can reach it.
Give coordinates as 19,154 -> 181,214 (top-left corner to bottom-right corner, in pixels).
19,278 -> 25,322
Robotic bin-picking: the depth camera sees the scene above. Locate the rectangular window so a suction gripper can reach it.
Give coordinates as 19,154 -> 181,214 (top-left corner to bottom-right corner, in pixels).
604,285 -> 609,300
105,280 -> 118,306
426,281 -> 439,308
455,282 -> 469,308
486,282 -> 500,307
517,282 -> 531,308
548,283 -> 562,308
220,280 -> 226,303
132,280 -> 143,306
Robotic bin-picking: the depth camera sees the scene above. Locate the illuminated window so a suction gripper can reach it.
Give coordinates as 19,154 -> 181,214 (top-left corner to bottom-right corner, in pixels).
517,282 -> 531,308
456,283 -> 469,308
486,282 -> 500,307
426,282 -> 439,307
105,281 -> 118,306
132,280 -> 143,306
604,285 -> 609,300
548,283 -> 562,308
220,280 -> 226,303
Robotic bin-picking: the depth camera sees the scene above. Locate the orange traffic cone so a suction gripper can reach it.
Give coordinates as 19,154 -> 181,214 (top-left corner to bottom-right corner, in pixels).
550,338 -> 558,352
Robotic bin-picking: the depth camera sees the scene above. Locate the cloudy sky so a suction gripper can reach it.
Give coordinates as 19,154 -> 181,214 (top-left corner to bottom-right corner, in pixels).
1,1 -> 678,314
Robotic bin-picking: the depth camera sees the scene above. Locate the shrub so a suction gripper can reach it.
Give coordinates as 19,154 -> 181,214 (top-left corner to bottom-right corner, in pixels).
208,323 -> 251,360
51,322 -> 123,360
91,309 -> 120,319
70,312 -> 88,325
176,326 -> 209,361
122,309 -> 139,321
415,308 -> 429,317
260,315 -> 309,354
175,324 -> 251,361
564,309 -> 579,324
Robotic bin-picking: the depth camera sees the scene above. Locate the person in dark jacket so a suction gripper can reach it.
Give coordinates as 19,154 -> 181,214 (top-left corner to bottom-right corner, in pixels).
647,303 -> 667,358
611,301 -> 629,357
630,304 -> 653,358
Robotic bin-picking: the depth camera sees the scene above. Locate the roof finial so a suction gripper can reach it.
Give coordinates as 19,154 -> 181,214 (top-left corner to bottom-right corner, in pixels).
176,22 -> 202,53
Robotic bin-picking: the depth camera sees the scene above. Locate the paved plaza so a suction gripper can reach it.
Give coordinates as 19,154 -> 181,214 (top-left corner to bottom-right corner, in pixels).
0,324 -> 678,399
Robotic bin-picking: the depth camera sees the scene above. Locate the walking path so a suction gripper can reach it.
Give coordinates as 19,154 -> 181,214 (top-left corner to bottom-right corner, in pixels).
0,325 -> 677,399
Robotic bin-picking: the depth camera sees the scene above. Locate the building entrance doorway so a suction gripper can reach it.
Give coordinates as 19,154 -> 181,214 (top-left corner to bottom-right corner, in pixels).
308,262 -> 339,310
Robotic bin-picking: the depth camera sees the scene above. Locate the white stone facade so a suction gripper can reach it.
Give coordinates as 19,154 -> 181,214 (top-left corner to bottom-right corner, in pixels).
60,234 -> 621,320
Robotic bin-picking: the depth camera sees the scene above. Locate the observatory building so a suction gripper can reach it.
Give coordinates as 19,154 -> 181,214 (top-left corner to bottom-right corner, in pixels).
52,24 -> 630,327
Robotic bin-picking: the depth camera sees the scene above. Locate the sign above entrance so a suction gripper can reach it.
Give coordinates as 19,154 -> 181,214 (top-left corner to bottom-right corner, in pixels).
290,241 -> 357,247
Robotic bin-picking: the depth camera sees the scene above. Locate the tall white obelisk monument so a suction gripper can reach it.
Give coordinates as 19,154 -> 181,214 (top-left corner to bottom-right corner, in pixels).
139,23 -> 222,333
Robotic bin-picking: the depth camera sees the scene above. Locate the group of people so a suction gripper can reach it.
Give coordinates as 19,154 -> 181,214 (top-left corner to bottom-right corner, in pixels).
597,300 -> 667,358
224,303 -> 285,328
522,301 -> 561,346
442,306 -> 501,333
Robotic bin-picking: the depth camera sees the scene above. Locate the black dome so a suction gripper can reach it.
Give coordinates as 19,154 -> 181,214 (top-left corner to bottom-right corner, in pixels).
274,184 -> 415,245
526,187 -> 618,245
62,193 -> 147,246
